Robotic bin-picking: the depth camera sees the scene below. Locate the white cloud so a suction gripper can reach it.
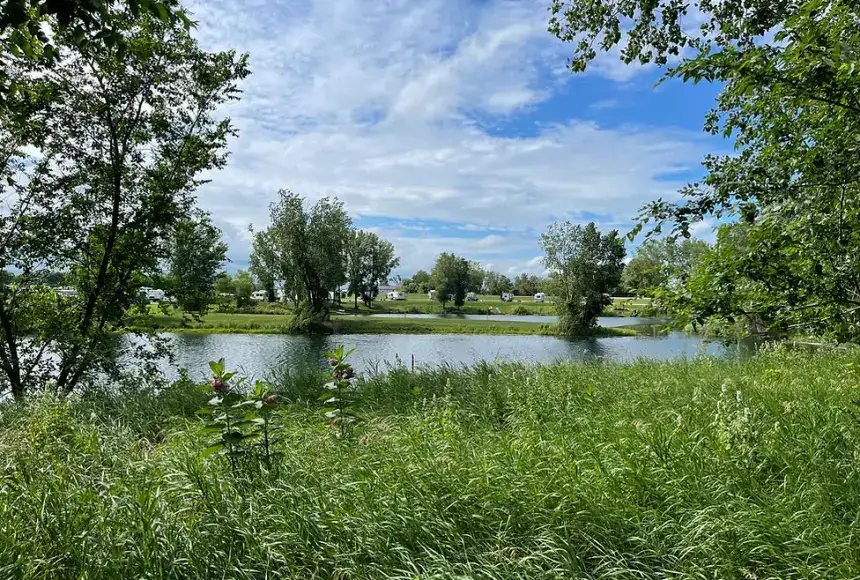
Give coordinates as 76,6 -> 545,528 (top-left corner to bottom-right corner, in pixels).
186,0 -> 715,272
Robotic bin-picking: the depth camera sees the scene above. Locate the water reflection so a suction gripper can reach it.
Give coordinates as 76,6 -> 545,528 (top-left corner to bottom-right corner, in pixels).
136,331 -> 741,381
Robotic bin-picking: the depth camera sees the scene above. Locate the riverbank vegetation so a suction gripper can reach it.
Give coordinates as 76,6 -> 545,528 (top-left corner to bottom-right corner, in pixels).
1,348 -> 858,578
130,309 -> 642,336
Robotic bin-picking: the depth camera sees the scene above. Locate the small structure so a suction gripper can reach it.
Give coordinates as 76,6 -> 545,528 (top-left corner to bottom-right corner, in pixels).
465,292 -> 478,302
140,287 -> 166,303
251,290 -> 268,301
386,291 -> 406,301
501,292 -> 513,302
427,290 -> 436,301
56,287 -> 78,299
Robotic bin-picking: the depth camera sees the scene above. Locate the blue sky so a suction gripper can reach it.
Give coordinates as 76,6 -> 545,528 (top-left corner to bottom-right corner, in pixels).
188,0 -> 727,276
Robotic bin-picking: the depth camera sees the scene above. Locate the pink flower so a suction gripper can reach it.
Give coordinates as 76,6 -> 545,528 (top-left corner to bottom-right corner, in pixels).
343,367 -> 354,379
328,358 -> 338,366
265,395 -> 278,404
210,378 -> 228,392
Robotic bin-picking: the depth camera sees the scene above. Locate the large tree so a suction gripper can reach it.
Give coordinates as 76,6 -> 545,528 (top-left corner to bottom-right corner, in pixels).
485,271 -> 513,296
0,1 -> 189,108
166,212 -> 228,317
346,230 -> 400,308
513,273 -> 543,296
541,222 -> 626,334
233,270 -> 255,309
622,238 -> 710,295
0,6 -> 248,399
430,253 -> 471,310
250,191 -> 351,318
550,0 -> 860,338
466,261 -> 486,294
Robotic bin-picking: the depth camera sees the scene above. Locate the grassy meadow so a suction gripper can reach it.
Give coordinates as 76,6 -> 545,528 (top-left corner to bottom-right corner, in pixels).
134,310 -> 640,336
129,296 -> 656,335
316,294 -> 654,317
2,347 -> 859,578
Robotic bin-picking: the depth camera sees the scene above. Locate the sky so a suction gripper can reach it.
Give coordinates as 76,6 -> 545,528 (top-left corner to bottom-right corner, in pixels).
187,0 -> 726,277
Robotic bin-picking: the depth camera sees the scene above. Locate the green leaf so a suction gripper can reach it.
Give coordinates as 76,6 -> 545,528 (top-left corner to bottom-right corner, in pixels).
201,444 -> 224,458
209,359 -> 225,376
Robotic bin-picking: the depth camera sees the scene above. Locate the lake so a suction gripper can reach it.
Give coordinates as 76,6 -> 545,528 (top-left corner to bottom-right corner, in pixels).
141,331 -> 747,381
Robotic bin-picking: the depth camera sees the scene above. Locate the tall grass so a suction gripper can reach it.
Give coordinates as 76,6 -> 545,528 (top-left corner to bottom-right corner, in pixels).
1,347 -> 860,578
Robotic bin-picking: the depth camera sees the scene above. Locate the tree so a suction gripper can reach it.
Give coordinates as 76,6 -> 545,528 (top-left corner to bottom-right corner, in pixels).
551,0 -> 860,338
0,1 -> 190,108
513,273 -> 543,296
485,271 -> 513,296
166,212 -> 228,317
466,262 -> 486,294
411,270 -> 432,294
346,230 -> 400,308
622,238 -> 710,294
541,222 -> 626,335
214,273 -> 235,296
430,253 -> 471,309
233,270 -> 255,308
0,6 -> 248,399
250,191 -> 351,318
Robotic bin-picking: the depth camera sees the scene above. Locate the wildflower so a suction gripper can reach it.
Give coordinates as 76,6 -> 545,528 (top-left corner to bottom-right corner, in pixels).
211,378 -> 228,392
328,358 -> 338,366
342,367 -> 354,379
265,394 -> 278,404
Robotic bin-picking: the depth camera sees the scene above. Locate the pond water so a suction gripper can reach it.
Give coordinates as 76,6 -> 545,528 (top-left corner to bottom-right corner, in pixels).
364,314 -> 666,327
139,331 -> 748,382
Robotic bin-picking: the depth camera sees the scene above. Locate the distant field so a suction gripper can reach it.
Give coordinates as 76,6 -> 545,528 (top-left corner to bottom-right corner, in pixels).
335,294 -> 655,316
130,308 -> 642,336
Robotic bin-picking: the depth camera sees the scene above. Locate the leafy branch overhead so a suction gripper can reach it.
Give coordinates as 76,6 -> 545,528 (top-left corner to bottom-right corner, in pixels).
550,0 -> 860,338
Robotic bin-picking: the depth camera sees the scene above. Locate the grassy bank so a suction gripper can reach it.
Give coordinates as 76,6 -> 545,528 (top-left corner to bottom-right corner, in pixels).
2,349 -> 860,577
242,295 -> 656,317
130,310 -> 642,336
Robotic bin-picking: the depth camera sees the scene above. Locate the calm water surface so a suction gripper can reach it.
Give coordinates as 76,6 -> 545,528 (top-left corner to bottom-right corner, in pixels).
143,331 -> 745,381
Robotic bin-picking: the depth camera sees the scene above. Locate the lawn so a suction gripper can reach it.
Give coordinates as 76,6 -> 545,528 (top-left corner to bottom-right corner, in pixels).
2,348 -> 859,578
210,294 -> 656,318
131,309 -> 639,336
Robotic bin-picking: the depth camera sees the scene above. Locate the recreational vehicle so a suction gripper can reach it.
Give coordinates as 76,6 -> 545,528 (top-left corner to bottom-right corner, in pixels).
534,292 -> 546,303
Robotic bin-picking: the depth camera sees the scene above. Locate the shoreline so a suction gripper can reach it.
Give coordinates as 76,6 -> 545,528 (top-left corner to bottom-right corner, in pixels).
128,315 -> 648,337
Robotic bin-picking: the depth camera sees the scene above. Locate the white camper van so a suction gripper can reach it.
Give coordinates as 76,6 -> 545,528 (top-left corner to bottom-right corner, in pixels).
534,292 -> 546,303
465,292 -> 478,302
500,292 -> 513,302
386,291 -> 406,301
251,290 -> 268,301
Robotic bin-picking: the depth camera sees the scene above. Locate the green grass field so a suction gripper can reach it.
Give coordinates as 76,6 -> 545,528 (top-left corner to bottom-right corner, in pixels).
330,294 -> 656,316
131,309 -> 639,336
2,348 -> 859,578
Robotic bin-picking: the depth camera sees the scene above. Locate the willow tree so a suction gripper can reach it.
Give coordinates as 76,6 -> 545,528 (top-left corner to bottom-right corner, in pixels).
0,6 -> 249,399
250,192 -> 352,318
541,222 -> 625,335
346,230 -> 399,309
